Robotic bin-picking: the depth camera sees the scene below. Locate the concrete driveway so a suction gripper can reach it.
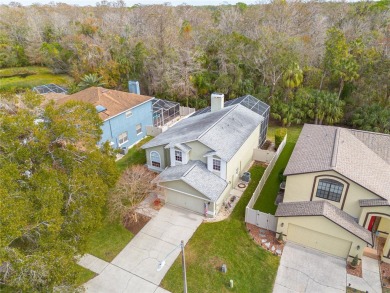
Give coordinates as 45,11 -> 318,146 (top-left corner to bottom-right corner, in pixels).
273,242 -> 346,293
84,205 -> 203,293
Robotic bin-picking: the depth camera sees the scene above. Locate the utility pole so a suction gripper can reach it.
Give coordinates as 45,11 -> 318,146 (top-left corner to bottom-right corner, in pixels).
181,240 -> 188,293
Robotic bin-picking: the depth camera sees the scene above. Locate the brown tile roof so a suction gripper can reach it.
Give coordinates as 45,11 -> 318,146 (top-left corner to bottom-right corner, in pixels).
57,87 -> 153,120
284,124 -> 390,200
359,199 -> 389,207
275,201 -> 373,244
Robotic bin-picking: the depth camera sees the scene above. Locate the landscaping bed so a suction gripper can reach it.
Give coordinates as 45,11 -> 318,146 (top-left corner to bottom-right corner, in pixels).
161,164 -> 280,293
247,223 -> 285,256
124,213 -> 151,235
381,261 -> 390,289
347,262 -> 362,278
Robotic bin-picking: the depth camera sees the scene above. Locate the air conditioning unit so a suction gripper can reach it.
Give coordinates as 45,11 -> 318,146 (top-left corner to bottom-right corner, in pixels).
121,147 -> 129,155
241,172 -> 251,183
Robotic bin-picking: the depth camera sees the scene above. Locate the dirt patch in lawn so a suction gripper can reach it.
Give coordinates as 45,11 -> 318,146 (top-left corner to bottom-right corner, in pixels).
124,213 -> 151,235
207,256 -> 226,272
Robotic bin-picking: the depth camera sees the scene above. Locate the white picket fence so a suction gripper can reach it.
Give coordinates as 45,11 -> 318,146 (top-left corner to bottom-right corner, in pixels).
245,135 -> 287,232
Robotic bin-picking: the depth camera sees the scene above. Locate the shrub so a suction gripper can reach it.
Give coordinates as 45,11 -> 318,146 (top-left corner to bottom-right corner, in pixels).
278,168 -> 286,183
351,255 -> 359,267
275,128 -> 287,149
278,232 -> 284,242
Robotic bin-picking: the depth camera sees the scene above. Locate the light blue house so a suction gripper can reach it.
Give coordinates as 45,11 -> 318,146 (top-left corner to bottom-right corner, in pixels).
58,86 -> 153,151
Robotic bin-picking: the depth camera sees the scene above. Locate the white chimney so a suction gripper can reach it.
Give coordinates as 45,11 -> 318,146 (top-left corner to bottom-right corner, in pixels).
211,93 -> 224,112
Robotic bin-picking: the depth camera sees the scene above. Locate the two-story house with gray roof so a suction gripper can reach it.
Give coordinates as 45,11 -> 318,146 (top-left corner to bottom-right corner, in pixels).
142,93 -> 265,216
275,124 -> 390,263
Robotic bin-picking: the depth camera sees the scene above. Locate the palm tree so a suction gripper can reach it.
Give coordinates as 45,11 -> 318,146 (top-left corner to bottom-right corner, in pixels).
78,73 -> 105,90
283,62 -> 303,101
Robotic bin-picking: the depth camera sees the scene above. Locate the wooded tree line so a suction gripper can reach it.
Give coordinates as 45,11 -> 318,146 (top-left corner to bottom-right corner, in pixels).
0,1 -> 389,132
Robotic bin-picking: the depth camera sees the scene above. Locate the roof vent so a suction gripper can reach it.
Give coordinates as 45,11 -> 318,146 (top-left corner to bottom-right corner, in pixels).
96,105 -> 107,113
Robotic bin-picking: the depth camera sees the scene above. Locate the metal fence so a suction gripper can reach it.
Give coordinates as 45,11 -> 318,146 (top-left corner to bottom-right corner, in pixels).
245,135 -> 287,231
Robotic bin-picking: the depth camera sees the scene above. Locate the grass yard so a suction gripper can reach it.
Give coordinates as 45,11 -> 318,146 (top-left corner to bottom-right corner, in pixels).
252,125 -> 302,214
346,287 -> 366,293
116,136 -> 153,171
161,164 -> 280,293
0,66 -> 72,91
85,218 -> 133,262
75,265 -> 96,286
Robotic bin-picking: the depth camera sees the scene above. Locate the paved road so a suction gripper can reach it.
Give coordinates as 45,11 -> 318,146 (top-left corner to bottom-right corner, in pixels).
83,205 -> 204,293
273,242 -> 346,293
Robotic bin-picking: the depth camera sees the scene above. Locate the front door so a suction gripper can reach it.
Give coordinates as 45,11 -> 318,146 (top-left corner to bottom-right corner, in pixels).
368,216 -> 377,231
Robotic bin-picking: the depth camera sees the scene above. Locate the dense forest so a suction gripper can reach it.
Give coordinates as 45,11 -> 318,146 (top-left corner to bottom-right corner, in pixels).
0,1 -> 389,132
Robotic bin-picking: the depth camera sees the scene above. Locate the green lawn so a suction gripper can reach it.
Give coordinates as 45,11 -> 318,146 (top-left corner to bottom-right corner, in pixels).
346,287 -> 366,293
161,164 -> 280,293
85,219 -> 133,262
253,125 -> 302,214
0,66 -> 73,91
116,136 -> 153,172
75,265 -> 96,286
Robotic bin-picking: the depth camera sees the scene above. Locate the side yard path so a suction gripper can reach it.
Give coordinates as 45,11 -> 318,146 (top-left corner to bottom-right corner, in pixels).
79,205 -> 203,293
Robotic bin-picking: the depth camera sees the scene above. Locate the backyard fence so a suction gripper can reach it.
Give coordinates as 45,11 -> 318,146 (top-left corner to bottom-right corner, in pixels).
179,106 -> 195,116
245,209 -> 278,231
245,135 -> 287,231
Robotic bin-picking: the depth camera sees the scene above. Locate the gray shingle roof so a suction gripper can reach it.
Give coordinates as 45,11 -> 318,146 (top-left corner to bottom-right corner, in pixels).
275,201 -> 372,244
156,161 -> 228,201
359,199 -> 389,207
284,124 -> 390,200
143,104 -> 263,162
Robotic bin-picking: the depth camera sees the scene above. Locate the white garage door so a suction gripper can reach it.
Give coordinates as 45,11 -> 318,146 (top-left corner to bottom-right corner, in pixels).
167,190 -> 205,215
287,224 -> 352,259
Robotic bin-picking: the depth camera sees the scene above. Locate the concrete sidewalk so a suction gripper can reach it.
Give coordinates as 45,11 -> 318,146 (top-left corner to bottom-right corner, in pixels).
347,256 -> 382,293
78,254 -> 109,274
81,205 -> 203,293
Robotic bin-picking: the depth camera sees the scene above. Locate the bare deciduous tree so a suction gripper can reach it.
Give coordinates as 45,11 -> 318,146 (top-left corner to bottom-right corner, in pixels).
109,165 -> 159,224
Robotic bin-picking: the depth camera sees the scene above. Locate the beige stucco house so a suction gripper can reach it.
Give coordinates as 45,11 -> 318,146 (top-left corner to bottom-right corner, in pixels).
275,124 -> 390,263
142,94 -> 264,217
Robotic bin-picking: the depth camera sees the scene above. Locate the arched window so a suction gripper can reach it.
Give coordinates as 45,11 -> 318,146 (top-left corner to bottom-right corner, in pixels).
150,151 -> 161,168
316,178 -> 344,202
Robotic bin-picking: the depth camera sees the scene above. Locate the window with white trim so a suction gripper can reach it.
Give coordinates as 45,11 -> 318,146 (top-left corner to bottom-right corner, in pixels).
316,179 -> 344,202
136,123 -> 142,135
175,150 -> 182,162
150,151 -> 161,168
212,159 -> 221,171
125,110 -> 132,118
118,132 -> 128,145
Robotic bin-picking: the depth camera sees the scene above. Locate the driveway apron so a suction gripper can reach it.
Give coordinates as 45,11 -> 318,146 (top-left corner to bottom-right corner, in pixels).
84,205 -> 203,293
273,242 -> 346,293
